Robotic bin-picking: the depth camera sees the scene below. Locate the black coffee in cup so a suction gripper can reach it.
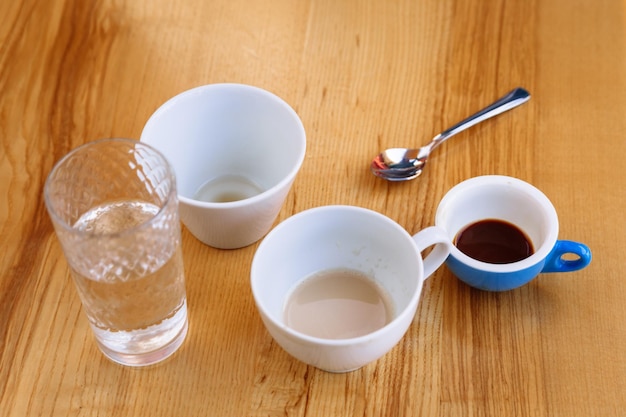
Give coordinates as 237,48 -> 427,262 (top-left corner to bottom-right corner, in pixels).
454,219 -> 534,264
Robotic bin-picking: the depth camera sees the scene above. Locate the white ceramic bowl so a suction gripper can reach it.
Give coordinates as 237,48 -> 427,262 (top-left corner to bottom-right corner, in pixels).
141,84 -> 306,249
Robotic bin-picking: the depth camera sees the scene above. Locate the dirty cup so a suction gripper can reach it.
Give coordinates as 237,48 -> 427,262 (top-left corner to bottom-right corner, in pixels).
44,138 -> 188,366
251,205 -> 453,372
141,83 -> 306,249
435,175 -> 592,291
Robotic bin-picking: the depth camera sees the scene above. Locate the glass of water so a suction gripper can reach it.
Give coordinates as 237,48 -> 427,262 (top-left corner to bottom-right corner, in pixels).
44,138 -> 188,366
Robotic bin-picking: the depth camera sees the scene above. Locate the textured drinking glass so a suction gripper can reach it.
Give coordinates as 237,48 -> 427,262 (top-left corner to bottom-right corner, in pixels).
44,138 -> 188,366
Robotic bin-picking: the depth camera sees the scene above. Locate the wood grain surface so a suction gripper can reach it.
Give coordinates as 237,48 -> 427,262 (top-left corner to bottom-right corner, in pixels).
1,0 -> 625,415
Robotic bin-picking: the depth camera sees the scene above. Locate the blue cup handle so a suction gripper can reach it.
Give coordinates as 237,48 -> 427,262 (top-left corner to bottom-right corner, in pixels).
541,240 -> 592,273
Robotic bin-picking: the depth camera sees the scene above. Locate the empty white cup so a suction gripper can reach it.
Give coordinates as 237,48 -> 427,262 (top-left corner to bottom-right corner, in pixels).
141,84 -> 306,249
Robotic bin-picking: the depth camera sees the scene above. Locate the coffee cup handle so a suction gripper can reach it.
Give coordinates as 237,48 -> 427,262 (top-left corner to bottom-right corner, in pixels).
412,226 -> 454,280
541,240 -> 592,273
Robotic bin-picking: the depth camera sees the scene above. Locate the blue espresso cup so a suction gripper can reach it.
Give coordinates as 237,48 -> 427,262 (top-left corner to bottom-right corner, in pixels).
435,176 -> 592,291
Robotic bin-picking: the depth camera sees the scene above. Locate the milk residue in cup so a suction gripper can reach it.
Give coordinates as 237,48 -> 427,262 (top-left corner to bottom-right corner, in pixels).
283,268 -> 394,339
193,175 -> 264,203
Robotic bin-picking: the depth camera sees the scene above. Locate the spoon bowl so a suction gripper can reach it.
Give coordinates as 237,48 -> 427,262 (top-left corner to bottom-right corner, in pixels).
371,88 -> 531,181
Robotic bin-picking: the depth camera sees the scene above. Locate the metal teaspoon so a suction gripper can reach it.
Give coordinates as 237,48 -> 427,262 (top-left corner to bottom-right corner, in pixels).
370,87 -> 531,181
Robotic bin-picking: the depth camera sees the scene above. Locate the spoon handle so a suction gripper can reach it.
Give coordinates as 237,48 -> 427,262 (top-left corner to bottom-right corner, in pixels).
430,87 -> 531,150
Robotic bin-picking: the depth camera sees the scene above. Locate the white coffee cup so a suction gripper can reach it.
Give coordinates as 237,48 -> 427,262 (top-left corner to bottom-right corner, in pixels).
250,205 -> 453,372
141,84 -> 306,249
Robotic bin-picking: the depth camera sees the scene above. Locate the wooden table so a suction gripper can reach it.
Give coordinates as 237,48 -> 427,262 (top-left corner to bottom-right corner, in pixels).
2,0 -> 625,415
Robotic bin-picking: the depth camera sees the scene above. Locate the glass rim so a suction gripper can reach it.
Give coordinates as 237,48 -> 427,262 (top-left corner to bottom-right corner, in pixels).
44,138 -> 178,239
